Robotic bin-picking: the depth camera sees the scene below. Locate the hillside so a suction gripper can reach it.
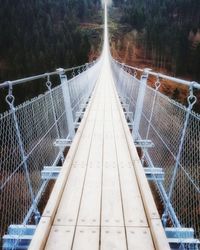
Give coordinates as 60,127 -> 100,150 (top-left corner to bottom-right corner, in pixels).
0,0 -> 103,113
111,0 -> 200,82
0,0 -> 102,82
109,0 -> 200,112
1,0 -> 200,113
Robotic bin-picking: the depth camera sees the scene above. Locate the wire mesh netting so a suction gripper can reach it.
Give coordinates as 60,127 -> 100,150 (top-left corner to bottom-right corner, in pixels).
111,59 -> 200,241
0,60 -> 101,247
112,61 -> 140,119
68,62 -> 101,122
0,89 -> 63,245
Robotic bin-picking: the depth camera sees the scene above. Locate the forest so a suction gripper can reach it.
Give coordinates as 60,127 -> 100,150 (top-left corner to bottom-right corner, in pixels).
0,0 -> 101,82
114,0 -> 200,82
1,0 -> 200,83
1,0 -> 200,104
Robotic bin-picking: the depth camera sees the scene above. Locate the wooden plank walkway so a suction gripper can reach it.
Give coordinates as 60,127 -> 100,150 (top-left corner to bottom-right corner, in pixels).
29,52 -> 170,249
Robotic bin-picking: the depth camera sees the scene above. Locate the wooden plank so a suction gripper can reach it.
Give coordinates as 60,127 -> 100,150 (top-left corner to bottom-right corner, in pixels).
45,226 -> 74,250
29,71 -> 102,249
77,106 -> 104,226
111,73 -> 170,249
29,217 -> 51,250
101,227 -> 127,250
42,79 -> 100,219
150,219 -> 170,250
42,120 -> 90,218
74,69 -> 105,227
133,160 -> 161,219
111,79 -> 160,220
76,165 -> 102,226
101,167 -> 124,225
111,104 -> 148,227
126,227 -> 155,250
53,100 -> 100,226
101,94 -> 124,227
53,163 -> 88,226
72,226 -> 99,250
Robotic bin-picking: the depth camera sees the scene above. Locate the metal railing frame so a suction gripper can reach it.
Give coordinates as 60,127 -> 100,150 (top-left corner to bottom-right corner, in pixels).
111,58 -> 200,247
0,59 -> 101,249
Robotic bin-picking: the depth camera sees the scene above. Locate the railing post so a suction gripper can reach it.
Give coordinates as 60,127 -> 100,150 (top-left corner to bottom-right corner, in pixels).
46,75 -> 60,139
57,68 -> 75,140
132,69 -> 149,139
85,63 -> 90,103
118,63 -> 125,101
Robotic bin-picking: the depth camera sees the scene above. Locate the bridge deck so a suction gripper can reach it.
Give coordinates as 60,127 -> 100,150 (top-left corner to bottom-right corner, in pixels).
29,54 -> 170,249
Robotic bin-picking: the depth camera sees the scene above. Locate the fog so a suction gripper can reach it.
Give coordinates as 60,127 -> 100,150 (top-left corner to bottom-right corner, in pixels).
101,0 -> 112,7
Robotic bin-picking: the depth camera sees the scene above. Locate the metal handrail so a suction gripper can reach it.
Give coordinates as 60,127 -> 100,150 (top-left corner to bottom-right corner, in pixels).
113,59 -> 200,90
0,61 -> 96,89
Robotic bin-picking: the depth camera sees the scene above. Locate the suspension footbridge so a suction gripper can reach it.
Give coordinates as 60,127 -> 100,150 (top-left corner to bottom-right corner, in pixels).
0,3 -> 200,250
